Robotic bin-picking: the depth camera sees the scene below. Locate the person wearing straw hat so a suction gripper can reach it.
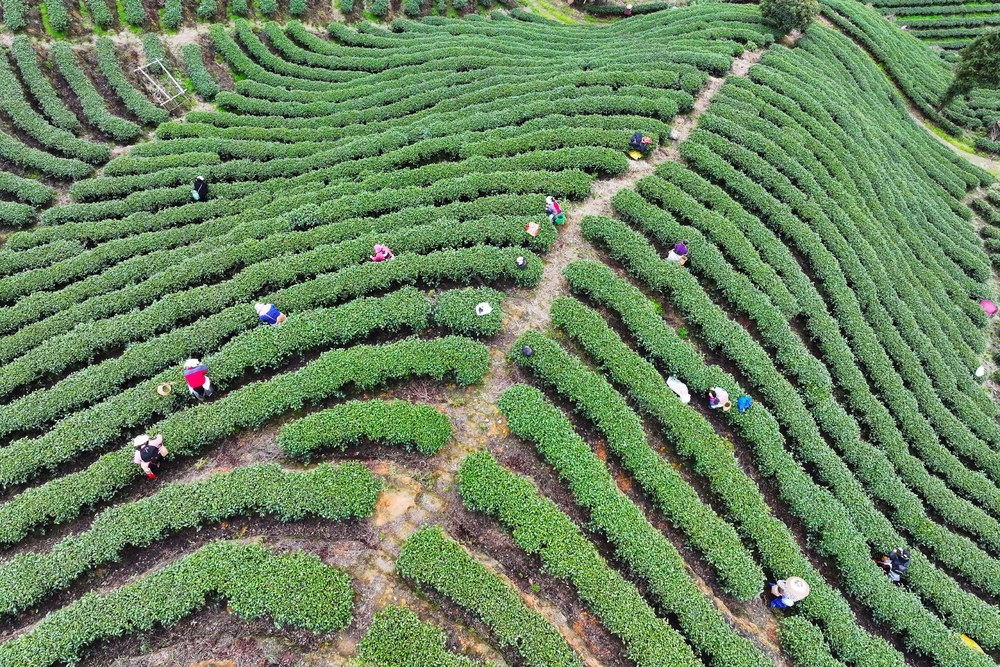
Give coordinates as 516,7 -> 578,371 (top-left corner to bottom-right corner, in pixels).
769,577 -> 810,609
255,303 -> 286,326
133,434 -> 168,479
183,358 -> 213,401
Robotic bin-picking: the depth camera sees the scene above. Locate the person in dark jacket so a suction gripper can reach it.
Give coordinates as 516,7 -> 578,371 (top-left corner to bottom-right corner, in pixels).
192,176 -> 209,201
134,434 -> 168,479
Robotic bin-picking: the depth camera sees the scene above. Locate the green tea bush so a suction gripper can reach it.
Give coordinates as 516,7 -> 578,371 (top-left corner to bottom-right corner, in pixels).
9,37 -> 80,132
458,450 -> 701,667
95,38 -> 169,125
182,43 -> 221,99
499,384 -> 772,667
398,525 -> 582,667
358,606 -> 481,667
163,0 -> 183,27
52,43 -> 142,142
432,287 -> 505,337
0,541 -> 354,667
0,462 -> 379,617
278,399 -> 453,460
197,0 -> 218,18
0,337 -> 488,545
509,328 -> 764,601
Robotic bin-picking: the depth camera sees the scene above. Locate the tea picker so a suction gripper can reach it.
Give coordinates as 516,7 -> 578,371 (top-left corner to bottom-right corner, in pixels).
191,176 -> 209,202
667,241 -> 688,265
769,577 -> 810,609
627,131 -> 653,160
371,244 -> 394,262
184,358 -> 213,401
708,387 -> 731,411
874,547 -> 910,584
667,376 -> 691,404
255,303 -> 287,326
134,434 -> 168,479
545,196 -> 566,226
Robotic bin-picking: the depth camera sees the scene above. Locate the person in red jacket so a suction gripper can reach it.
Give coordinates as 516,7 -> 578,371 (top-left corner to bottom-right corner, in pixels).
371,244 -> 394,262
183,358 -> 213,401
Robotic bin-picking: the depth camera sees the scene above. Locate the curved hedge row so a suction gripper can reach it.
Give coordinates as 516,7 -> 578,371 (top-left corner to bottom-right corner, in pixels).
0,289 -> 431,442
7,38 -> 81,133
0,462 -> 379,618
0,337 -> 488,545
94,38 -> 169,126
358,606 -> 483,667
0,541 -> 355,667
562,259 -> 1000,645
578,212 -> 996,666
458,449 -> 702,667
398,525 -> 582,667
52,43 -> 141,143
504,331 -> 764,601
278,399 -> 453,460
0,52 -> 108,164
181,43 -> 222,100
499,383 -> 771,667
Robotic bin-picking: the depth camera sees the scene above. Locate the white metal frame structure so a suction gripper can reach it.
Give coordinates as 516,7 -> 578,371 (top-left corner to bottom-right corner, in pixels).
134,59 -> 186,112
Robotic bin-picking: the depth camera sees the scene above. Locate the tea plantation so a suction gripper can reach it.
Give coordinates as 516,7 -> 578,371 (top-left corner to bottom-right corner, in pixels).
0,0 -> 998,665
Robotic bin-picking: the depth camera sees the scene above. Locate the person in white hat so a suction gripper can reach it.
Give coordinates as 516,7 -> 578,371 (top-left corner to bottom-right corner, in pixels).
255,303 -> 286,326
133,434 -> 168,479
183,358 -> 213,400
769,577 -> 810,609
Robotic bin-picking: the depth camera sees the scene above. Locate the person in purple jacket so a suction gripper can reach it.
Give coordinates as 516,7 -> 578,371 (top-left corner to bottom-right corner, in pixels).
667,241 -> 688,264
255,303 -> 286,326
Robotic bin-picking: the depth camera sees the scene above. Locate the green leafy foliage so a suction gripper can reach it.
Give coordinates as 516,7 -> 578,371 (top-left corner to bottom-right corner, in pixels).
510,327 -> 765,601
52,42 -> 142,142
397,525 -> 583,667
95,38 -> 170,125
0,337 -> 487,545
761,0 -> 819,33
948,31 -> 1000,98
358,606 -> 485,667
432,287 -> 505,337
0,462 -> 379,617
278,399 -> 453,460
0,541 -> 354,667
9,37 -> 80,133
182,43 -> 222,99
498,383 -> 771,667
458,450 -> 701,667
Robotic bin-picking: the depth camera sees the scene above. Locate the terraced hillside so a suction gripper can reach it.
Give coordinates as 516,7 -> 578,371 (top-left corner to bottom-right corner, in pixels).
0,5 -> 999,667
817,0 -> 1000,153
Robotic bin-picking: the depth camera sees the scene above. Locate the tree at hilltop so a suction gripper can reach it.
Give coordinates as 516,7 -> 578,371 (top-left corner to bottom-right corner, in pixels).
944,31 -> 1000,104
760,0 -> 819,36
